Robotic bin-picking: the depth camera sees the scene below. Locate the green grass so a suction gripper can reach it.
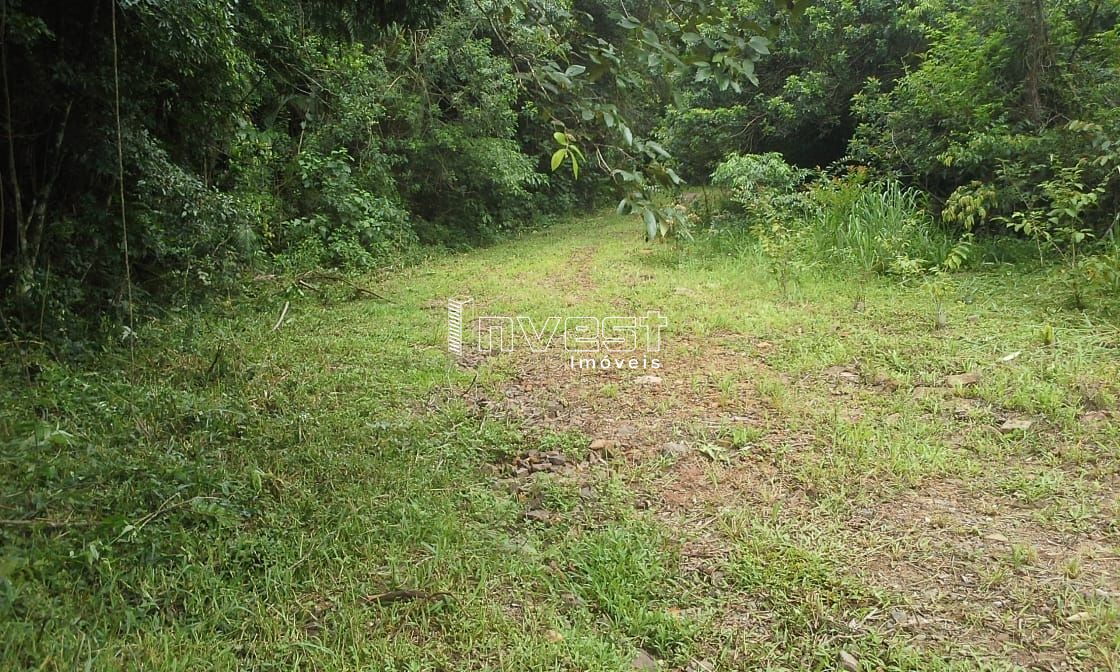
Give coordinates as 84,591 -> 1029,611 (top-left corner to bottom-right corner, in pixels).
3,211 -> 1120,669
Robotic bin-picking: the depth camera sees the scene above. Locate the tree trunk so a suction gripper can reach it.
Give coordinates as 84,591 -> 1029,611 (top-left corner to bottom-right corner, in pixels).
1021,0 -> 1050,125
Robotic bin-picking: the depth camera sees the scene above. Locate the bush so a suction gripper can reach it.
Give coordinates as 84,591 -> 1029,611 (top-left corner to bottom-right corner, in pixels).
0,2 -> 581,341
850,0 -> 1120,245
275,150 -> 416,271
130,133 -> 260,289
658,106 -> 760,183
705,154 -> 958,280
711,152 -> 809,199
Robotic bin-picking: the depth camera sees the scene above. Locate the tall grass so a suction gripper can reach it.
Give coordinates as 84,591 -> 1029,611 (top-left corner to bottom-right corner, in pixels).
705,152 -> 960,277
806,179 -> 953,274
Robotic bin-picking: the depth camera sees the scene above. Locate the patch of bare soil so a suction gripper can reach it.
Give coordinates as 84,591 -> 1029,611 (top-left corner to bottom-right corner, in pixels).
470,340 -> 779,461
465,342 -> 1120,669
847,477 -> 1120,669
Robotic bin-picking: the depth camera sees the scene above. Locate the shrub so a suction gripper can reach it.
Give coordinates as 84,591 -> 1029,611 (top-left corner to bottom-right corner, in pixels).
850,0 -> 1120,245
711,152 -> 809,200
704,156 -> 960,282
276,150 -> 416,271
658,106 -> 760,183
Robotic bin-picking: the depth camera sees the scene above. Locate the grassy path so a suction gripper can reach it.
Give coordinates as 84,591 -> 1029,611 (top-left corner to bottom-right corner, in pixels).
2,212 -> 1119,670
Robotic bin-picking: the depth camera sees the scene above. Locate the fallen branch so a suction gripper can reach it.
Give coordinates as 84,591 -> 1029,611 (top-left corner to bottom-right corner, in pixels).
272,301 -> 290,332
296,279 -> 320,293
300,270 -> 392,302
253,271 -> 392,303
205,346 -> 223,378
110,494 -> 223,543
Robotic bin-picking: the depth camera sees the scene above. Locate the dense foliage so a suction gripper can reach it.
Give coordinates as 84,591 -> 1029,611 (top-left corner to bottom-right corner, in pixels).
684,0 -> 1120,307
5,3 -> 1120,668
0,1 -> 566,335
850,0 -> 1120,239
659,0 -> 926,181
2,0 -> 804,337
2,0 -> 1118,339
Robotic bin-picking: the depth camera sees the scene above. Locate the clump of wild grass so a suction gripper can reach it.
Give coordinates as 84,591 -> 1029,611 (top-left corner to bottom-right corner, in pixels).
805,178 -> 953,275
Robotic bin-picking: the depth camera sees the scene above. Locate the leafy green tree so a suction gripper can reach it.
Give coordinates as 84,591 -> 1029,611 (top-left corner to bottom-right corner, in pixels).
658,0 -> 925,181
850,0 -> 1120,241
0,0 -> 804,336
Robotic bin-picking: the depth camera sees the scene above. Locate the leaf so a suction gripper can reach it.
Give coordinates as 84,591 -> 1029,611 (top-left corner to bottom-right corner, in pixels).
622,125 -> 633,146
551,149 -> 567,171
564,65 -> 586,77
697,443 -> 730,462
545,629 -> 565,643
742,59 -> 758,86
748,35 -> 770,54
588,63 -> 610,82
645,141 -> 670,159
643,210 -> 658,240
546,71 -> 572,87
571,156 -> 579,179
616,198 -> 630,215
1000,418 -> 1034,433
552,131 -> 569,146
